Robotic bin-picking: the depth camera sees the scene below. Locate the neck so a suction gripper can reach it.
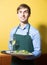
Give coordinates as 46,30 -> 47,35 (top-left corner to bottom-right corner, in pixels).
20,22 -> 28,28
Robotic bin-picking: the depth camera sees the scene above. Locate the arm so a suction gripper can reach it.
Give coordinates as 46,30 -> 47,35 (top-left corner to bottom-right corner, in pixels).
26,31 -> 41,60
32,31 -> 41,57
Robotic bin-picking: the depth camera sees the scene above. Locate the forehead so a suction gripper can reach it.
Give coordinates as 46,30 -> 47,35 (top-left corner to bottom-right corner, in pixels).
18,8 -> 29,12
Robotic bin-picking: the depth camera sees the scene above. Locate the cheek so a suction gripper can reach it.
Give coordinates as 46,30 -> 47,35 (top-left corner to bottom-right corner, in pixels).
18,14 -> 21,18
25,13 -> 29,17
25,15 -> 29,18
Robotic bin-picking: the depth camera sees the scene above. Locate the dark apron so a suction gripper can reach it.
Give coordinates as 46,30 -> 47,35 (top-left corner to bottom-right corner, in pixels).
11,24 -> 34,65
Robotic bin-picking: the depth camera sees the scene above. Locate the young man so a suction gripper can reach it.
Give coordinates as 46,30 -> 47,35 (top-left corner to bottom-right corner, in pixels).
9,4 -> 41,65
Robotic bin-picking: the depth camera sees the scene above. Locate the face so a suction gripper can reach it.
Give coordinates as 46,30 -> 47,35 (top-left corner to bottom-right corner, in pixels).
17,8 -> 29,23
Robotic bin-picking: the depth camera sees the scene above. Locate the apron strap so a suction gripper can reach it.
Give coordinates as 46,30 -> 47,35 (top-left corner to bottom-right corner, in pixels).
27,24 -> 30,35
15,25 -> 20,33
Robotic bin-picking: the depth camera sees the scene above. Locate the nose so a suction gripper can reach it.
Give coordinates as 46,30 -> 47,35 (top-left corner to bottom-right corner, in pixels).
21,12 -> 25,17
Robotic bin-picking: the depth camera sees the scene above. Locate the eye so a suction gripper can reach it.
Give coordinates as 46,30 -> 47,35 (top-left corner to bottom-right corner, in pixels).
19,11 -> 22,13
24,10 -> 28,13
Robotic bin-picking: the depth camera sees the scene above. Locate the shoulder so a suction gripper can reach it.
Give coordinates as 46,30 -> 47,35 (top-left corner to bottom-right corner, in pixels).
29,24 -> 40,36
10,26 -> 18,35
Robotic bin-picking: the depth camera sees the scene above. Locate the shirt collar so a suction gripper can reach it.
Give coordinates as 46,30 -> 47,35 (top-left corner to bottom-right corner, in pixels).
18,23 -> 29,30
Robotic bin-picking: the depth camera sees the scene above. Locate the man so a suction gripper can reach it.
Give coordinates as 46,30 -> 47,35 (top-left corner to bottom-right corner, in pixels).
9,4 -> 41,65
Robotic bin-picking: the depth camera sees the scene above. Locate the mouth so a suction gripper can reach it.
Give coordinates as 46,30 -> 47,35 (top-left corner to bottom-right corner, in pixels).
21,17 -> 25,19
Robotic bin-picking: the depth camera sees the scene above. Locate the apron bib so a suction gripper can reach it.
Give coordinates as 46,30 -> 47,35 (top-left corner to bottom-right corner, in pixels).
13,24 -> 34,52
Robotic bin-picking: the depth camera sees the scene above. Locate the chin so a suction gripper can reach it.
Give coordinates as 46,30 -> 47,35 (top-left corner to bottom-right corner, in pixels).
20,20 -> 27,22
21,21 -> 26,23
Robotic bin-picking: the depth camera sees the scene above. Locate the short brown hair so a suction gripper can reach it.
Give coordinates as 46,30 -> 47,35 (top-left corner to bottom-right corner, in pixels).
17,4 -> 31,16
